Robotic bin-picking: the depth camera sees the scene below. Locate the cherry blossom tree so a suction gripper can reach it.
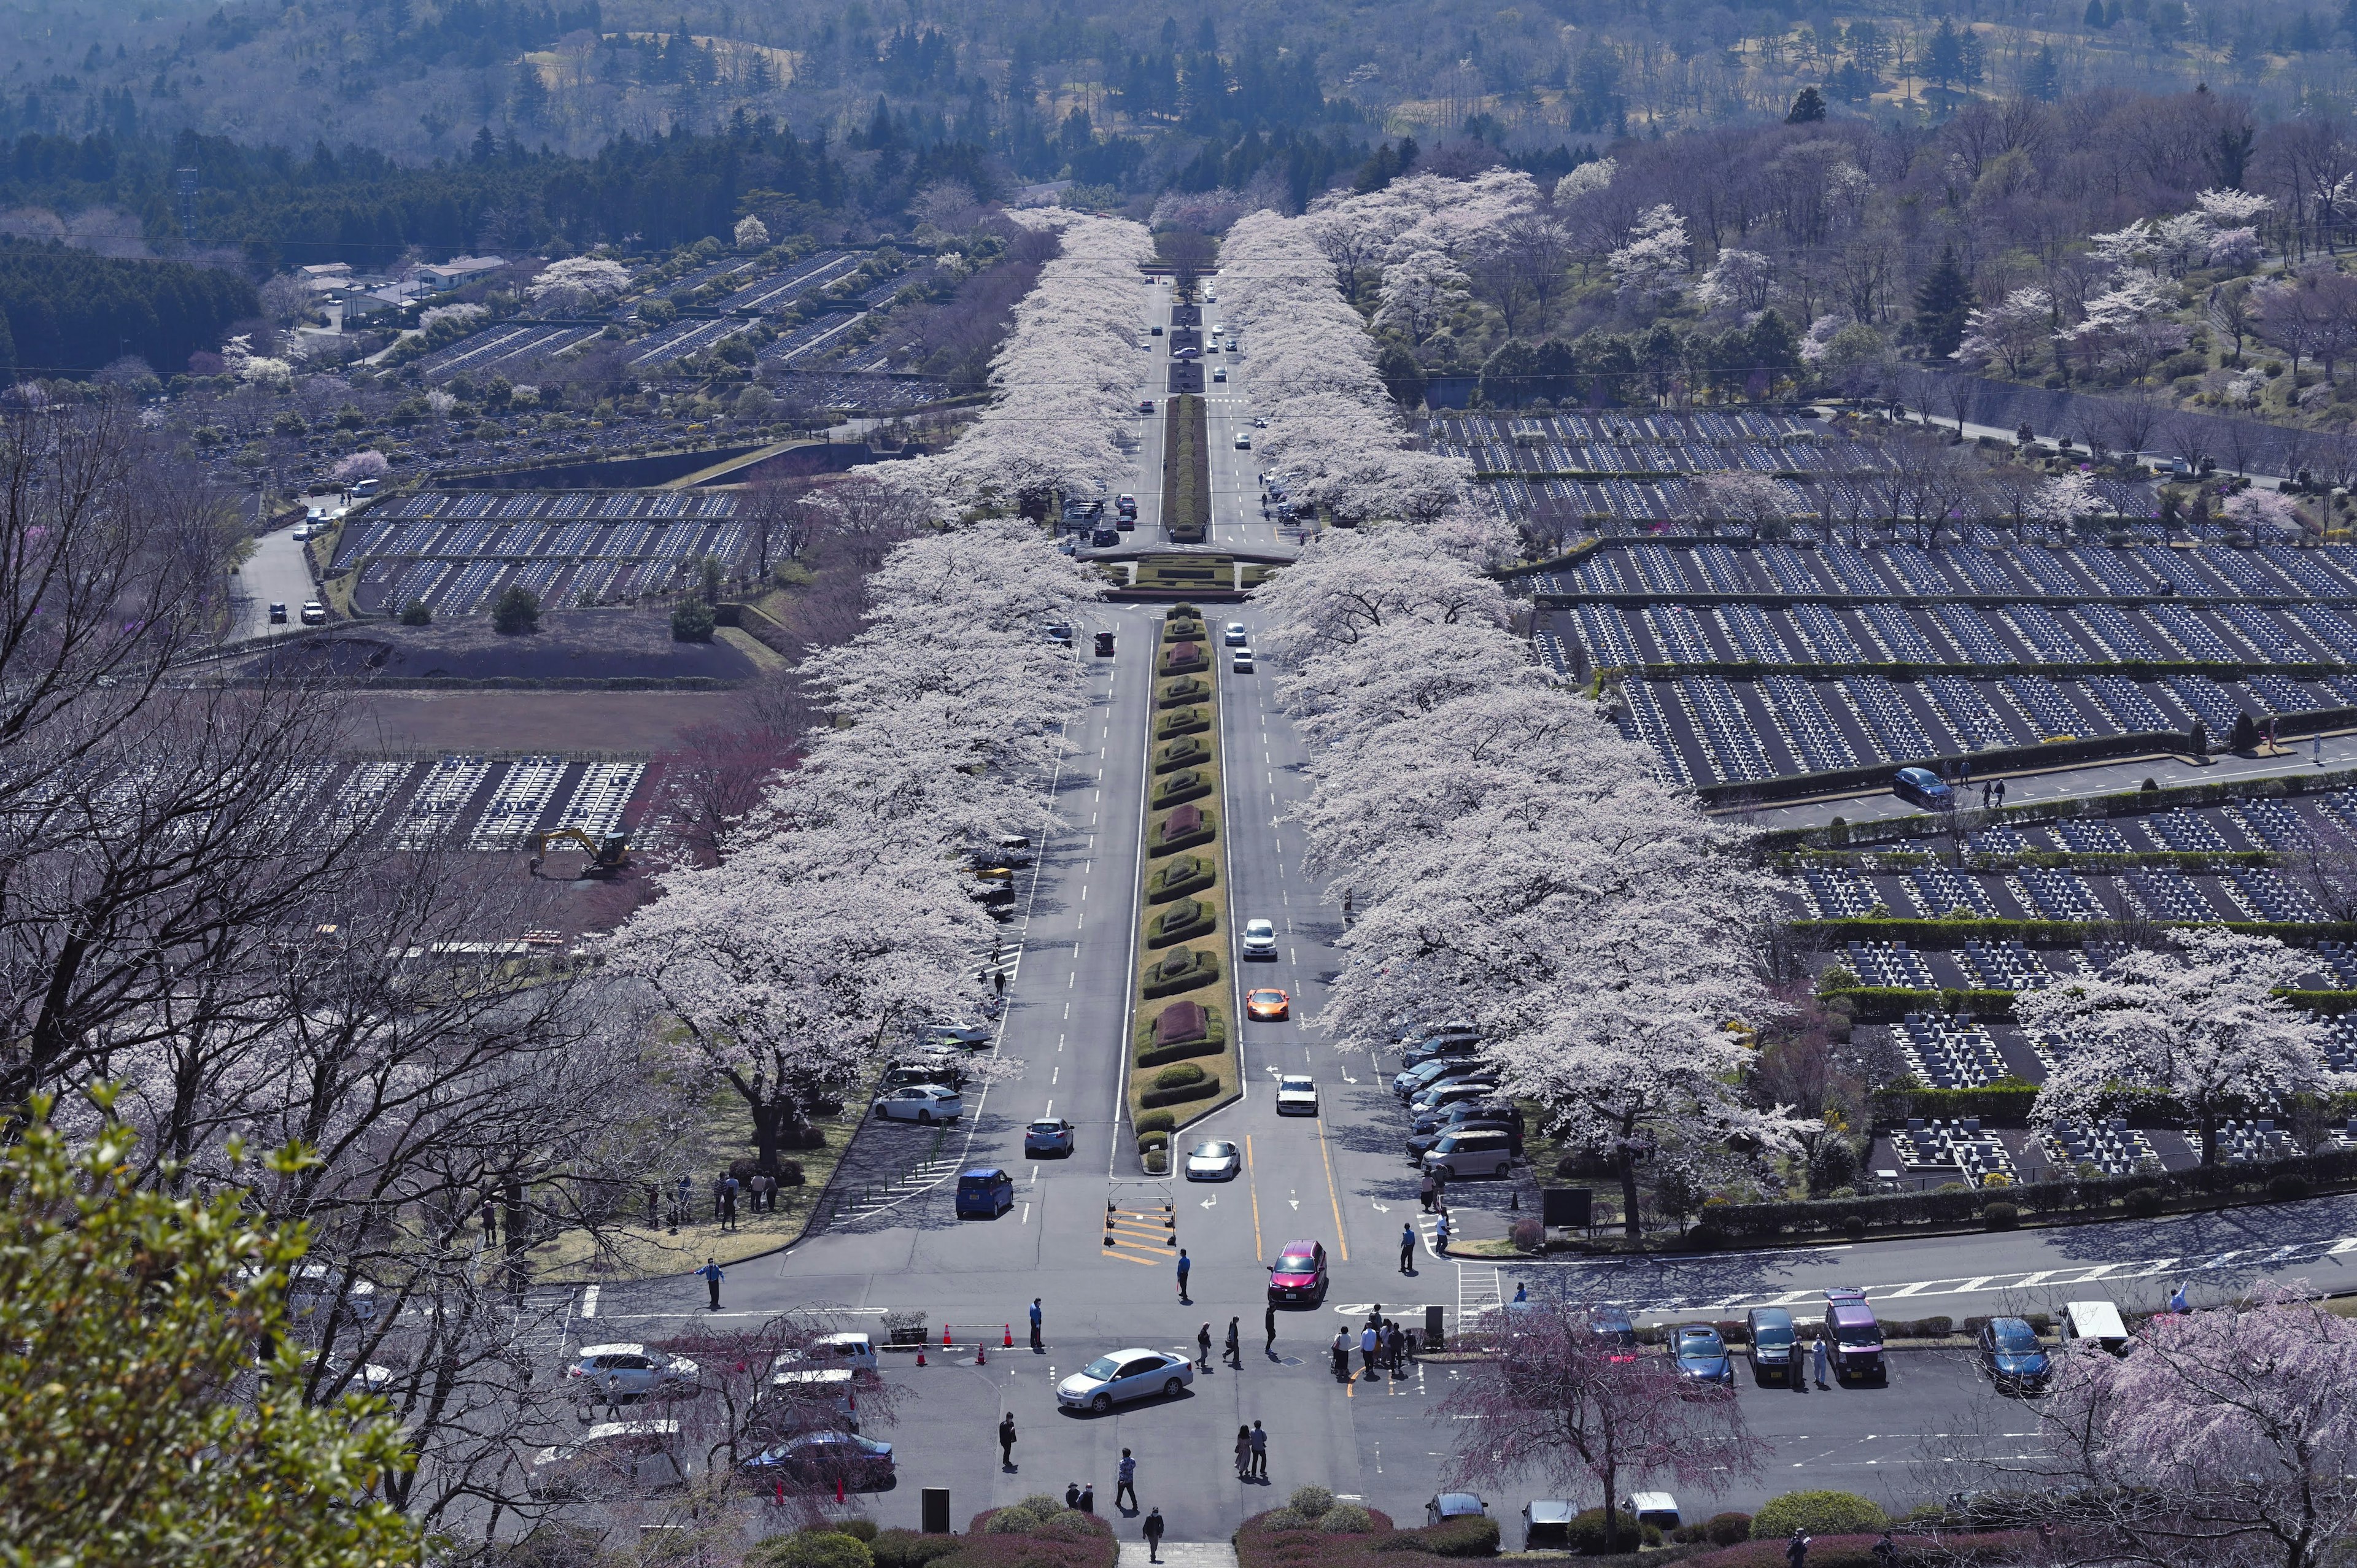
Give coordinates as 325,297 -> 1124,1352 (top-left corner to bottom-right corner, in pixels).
733,215 -> 770,250
1694,249 -> 1773,315
1437,1296 -> 1760,1552
2027,471 -> 2102,532
2057,268 -> 2187,382
1687,469 -> 1783,536
1956,287 -> 2053,376
1374,249 -> 1467,345
330,450 -> 390,485
1606,205 -> 1690,305
1950,1289 -> 2357,1568
2222,485 -> 2306,538
2016,932 -> 2338,1167
528,256 -> 631,311
1248,525 -> 1511,671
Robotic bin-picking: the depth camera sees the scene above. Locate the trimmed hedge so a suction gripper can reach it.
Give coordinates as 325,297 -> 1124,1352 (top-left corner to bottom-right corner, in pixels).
1689,1535 -> 2037,1568
1137,1025 -> 1227,1068
1135,1110 -> 1177,1135
1160,641 -> 1208,675
1140,1072 -> 1222,1109
1749,1493 -> 1884,1539
1158,675 -> 1210,709
1162,619 -> 1205,643
1156,706 -> 1210,738
1148,896 -> 1216,947
1147,854 -> 1215,903
1152,769 -> 1213,809
1797,917 -> 2357,949
1868,1082 -> 2040,1127
1155,736 -> 1209,773
1142,944 -> 1220,997
1823,986 -> 2017,1022
1150,803 -> 1217,855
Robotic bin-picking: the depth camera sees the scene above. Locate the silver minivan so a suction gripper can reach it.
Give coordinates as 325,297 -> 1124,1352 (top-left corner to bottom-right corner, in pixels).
1423,1129 -> 1513,1179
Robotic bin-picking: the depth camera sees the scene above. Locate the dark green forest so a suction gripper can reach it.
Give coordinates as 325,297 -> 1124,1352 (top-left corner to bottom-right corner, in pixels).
0,239 -> 255,374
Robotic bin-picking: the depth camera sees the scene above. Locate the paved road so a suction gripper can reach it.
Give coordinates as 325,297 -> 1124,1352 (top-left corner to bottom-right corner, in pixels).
230,504 -> 333,639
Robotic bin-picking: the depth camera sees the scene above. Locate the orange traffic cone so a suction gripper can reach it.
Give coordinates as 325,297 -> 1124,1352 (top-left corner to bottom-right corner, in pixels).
943,1324 -> 953,1348
977,1343 -> 987,1365
1004,1324 -> 1013,1348
916,1350 -> 926,1367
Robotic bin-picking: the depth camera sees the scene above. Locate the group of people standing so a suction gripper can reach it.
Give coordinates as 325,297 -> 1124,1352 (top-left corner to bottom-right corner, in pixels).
1334,1311 -> 1417,1380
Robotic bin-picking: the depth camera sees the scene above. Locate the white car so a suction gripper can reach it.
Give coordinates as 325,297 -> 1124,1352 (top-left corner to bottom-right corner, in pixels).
772,1332 -> 878,1372
567,1344 -> 701,1400
528,1421 -> 683,1500
1253,417 -> 1268,428
1275,1075 -> 1320,1116
285,1262 -> 377,1323
1213,368 -> 1227,382
1185,1139 -> 1242,1181
1233,650 -> 1253,673
1056,1348 -> 1195,1412
873,1084 -> 962,1124
1242,919 -> 1278,959
916,1021 -> 993,1049
300,1353 -> 395,1399
1234,433 -> 1251,449
1224,622 -> 1247,646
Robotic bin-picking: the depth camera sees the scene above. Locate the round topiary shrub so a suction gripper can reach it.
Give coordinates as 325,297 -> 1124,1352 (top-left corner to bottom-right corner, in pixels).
984,1497 -> 1068,1534
1153,1062 -> 1206,1091
1563,1509 -> 1656,1553
1136,1111 -> 1177,1135
1687,1222 -> 1726,1251
1320,1504 -> 1374,1534
2268,1173 -> 2313,1202
1291,1486 -> 1336,1518
1511,1216 -> 1543,1251
1138,1131 -> 1169,1153
1983,1200 -> 2019,1231
1256,1510 -> 1308,1533
1843,1214 -> 1867,1242
1703,1513 -> 1752,1547
2123,1185 -> 2164,1218
1749,1491 -> 1886,1539
870,1531 -> 963,1568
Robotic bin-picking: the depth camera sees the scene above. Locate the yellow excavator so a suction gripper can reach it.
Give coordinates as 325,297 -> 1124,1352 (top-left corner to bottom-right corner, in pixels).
528,828 -> 630,878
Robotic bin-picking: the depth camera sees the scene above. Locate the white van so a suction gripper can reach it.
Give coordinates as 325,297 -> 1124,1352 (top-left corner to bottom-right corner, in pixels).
766,1364 -> 861,1430
2061,1299 -> 2131,1356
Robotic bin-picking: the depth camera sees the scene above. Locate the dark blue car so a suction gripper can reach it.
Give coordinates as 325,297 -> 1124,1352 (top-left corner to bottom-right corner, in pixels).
1976,1316 -> 2051,1394
1673,1325 -> 1735,1389
954,1168 -> 1013,1218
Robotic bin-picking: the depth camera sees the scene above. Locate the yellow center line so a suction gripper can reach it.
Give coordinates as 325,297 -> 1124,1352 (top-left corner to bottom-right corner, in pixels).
1314,1108 -> 1349,1262
1245,1135 -> 1263,1257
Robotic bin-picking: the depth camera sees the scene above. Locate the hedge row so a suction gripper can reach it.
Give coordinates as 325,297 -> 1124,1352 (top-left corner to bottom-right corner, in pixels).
1141,944 -> 1220,998
1158,675 -> 1209,709
1147,897 -> 1215,948
1795,917 -> 2357,949
1140,1073 -> 1222,1110
1691,1141 -> 2357,1245
1865,1083 -> 2041,1127
1156,706 -> 1210,738
1150,808 -> 1217,855
1821,986 -> 2017,1022
1151,770 -> 1212,809
1153,736 -> 1208,773
1146,854 -> 1215,904
1162,395 -> 1211,544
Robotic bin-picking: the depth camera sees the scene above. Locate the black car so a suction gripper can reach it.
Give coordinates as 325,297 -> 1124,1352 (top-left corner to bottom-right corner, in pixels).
1400,1032 -> 1483,1070
1975,1316 -> 2052,1394
1089,527 -> 1120,547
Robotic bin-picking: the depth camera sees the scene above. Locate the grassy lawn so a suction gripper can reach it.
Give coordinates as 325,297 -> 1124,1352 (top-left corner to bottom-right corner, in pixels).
527,1074 -> 856,1284
1126,609 -> 1240,1165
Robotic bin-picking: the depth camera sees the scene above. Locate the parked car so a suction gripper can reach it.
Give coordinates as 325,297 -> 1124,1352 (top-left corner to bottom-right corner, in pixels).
1407,1095 -> 1513,1137
1629,1494 -> 1682,1532
1399,1029 -> 1482,1069
1185,1140 -> 1242,1181
763,1365 -> 861,1433
1056,1348 -> 1194,1412
1422,1129 -> 1514,1180
1893,767 -> 1953,811
1592,1305 -> 1639,1361
1275,1075 -> 1319,1116
528,1421 -> 683,1500
1024,1118 -> 1076,1157
1410,1079 -> 1500,1117
567,1344 -> 701,1402
915,1021 -> 993,1049
1745,1307 -> 1798,1386
1426,1494 -> 1487,1527
1522,1502 -> 1577,1552
1673,1325 -> 1735,1388
881,1056 -> 967,1092
873,1084 -> 961,1124
2061,1299 -> 2132,1356
772,1333 -> 878,1373
1976,1316 -> 2052,1393
1266,1240 -> 1328,1305
268,601 -> 288,624
1393,1055 -> 1472,1097
737,1431 -> 894,1489
1245,988 -> 1291,1021
1821,1288 -> 1887,1383
954,1167 -> 1015,1218
1407,1113 -> 1520,1160
1241,919 -> 1277,959
1253,417 -> 1268,428
284,1262 -> 377,1323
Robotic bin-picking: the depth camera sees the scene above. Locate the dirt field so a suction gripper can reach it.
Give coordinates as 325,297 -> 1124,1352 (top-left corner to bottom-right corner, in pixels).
347,690 -> 759,752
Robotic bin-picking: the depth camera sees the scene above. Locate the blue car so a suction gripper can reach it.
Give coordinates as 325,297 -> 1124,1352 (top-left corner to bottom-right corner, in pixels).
1673,1325 -> 1735,1389
954,1168 -> 1014,1218
1023,1119 -> 1075,1157
1976,1316 -> 2051,1394
1894,767 -> 1953,811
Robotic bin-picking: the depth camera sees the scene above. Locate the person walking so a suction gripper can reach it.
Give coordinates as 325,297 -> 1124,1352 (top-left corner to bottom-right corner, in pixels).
697,1257 -> 723,1311
1030,1297 -> 1044,1350
998,1412 -> 1018,1471
1144,1507 -> 1166,1564
1399,1222 -> 1416,1275
1234,1424 -> 1252,1479
1176,1248 -> 1191,1303
1434,1210 -> 1451,1257
1419,1173 -> 1437,1213
1225,1316 -> 1242,1366
1786,1527 -> 1811,1568
1995,779 -> 2007,808
1067,1481 -> 1083,1510
1330,1328 -> 1350,1380
1078,1483 -> 1095,1515
1264,1302 -> 1278,1355
1812,1334 -> 1830,1390
674,1173 -> 691,1227
721,1176 -> 739,1232
1248,1419 -> 1268,1480
1115,1449 -> 1139,1512
1360,1322 -> 1379,1378
1198,1322 -> 1213,1370
994,968 -> 1006,997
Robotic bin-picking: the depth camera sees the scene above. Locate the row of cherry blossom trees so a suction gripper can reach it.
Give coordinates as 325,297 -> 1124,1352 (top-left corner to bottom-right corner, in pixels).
1253,520 -> 1813,1234
606,519 -> 1102,1172
893,210 -> 1153,522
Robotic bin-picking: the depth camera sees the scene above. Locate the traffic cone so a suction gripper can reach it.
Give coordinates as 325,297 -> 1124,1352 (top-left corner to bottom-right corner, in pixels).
916,1350 -> 927,1367
943,1324 -> 953,1348
977,1343 -> 987,1365
1004,1324 -> 1013,1348
837,1477 -> 846,1503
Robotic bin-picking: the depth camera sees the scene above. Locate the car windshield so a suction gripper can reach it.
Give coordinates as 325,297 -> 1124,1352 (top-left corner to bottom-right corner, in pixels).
1029,1121 -> 1061,1133
1079,1356 -> 1121,1381
1280,1077 -> 1312,1090
1753,1321 -> 1794,1346
1277,1254 -> 1315,1272
1834,1316 -> 1883,1346
1991,1321 -> 2040,1353
1193,1142 -> 1236,1157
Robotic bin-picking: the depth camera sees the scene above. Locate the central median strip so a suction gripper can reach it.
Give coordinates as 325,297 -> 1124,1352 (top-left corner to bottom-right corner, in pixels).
1126,602 -> 1240,1172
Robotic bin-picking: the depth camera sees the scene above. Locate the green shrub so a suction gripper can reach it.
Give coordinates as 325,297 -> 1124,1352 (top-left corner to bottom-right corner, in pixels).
1749,1491 -> 1885,1539
983,1497 -> 1069,1534
1158,675 -> 1209,708
1156,706 -> 1210,738
832,1522 -> 880,1544
493,585 -> 541,635
1135,1111 -> 1176,1135
1140,1073 -> 1221,1110
2269,1173 -> 2313,1201
1560,1508 -> 1658,1553
1138,1132 -> 1168,1153
2123,1185 -> 2164,1217
1701,1513 -> 1752,1547
745,1534 -> 875,1568
1401,1516 -> 1501,1557
1153,737 -> 1209,774
1257,1510 -> 1309,1533
1148,897 -> 1215,947
1146,854 -> 1214,901
870,1530 -> 962,1568
1983,1201 -> 2019,1231
1152,769 -> 1213,808
398,599 -> 431,626
1290,1486 -> 1336,1518
1321,1504 -> 1374,1534
671,600 -> 716,641
1153,1062 -> 1206,1091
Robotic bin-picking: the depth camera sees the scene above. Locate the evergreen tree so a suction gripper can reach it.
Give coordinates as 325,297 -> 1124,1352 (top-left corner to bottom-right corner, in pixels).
2086,0 -> 2109,25
1376,341 -> 1427,407
1913,245 -> 1975,361
2026,45 -> 2062,100
1785,85 -> 1828,122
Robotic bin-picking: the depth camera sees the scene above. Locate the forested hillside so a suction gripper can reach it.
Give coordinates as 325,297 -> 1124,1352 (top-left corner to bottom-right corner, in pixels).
0,239 -> 254,374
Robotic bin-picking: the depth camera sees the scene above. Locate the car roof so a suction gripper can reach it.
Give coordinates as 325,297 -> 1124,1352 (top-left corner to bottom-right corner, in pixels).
1278,1074 -> 1314,1084
578,1343 -> 648,1358
1191,1140 -> 1236,1152
1676,1324 -> 1720,1337
1028,1118 -> 1065,1127
959,1167 -> 1009,1179
1749,1306 -> 1792,1323
1432,1493 -> 1483,1510
1099,1347 -> 1166,1360
1830,1302 -> 1878,1324
1279,1239 -> 1322,1253
582,1420 -> 679,1440
1525,1501 -> 1577,1524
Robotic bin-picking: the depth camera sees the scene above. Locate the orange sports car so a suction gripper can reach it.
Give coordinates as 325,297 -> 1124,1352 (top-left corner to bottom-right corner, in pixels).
1245,989 -> 1291,1021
